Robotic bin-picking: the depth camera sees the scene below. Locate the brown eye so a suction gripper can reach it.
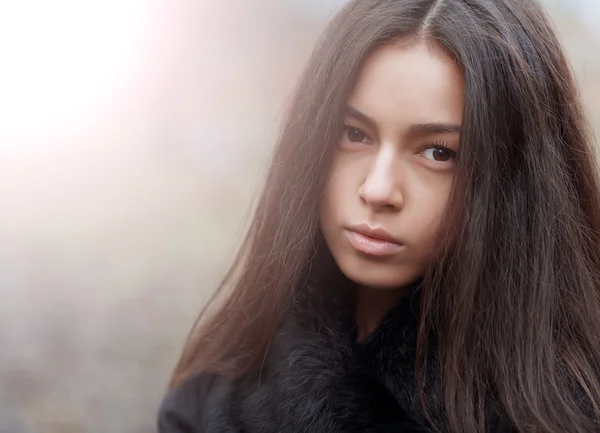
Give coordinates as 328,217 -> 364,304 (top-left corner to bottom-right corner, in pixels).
422,145 -> 456,162
342,126 -> 370,144
433,148 -> 451,161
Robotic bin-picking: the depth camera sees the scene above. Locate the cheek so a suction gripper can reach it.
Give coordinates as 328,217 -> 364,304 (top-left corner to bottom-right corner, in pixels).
320,169 -> 341,228
321,190 -> 344,229
409,182 -> 452,241
320,160 -> 354,220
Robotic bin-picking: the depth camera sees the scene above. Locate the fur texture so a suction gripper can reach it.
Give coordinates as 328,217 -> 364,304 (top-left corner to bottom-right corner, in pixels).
158,283 -> 510,432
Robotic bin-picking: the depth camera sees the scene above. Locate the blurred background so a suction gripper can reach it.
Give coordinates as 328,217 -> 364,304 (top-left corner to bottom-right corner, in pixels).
0,0 -> 598,431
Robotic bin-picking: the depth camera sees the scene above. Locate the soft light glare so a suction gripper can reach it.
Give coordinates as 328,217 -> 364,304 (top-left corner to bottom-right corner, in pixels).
0,0 -> 157,146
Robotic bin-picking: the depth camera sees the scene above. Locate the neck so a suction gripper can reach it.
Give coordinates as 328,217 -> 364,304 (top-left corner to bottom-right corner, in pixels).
355,286 -> 405,341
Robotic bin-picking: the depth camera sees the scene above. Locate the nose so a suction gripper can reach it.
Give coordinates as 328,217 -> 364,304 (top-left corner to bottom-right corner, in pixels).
358,148 -> 404,212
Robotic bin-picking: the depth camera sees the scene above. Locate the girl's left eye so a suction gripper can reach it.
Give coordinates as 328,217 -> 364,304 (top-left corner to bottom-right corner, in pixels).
421,145 -> 457,162
341,126 -> 371,144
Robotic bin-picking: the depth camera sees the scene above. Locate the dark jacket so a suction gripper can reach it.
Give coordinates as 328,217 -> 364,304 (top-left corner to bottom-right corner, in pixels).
158,282 -> 511,432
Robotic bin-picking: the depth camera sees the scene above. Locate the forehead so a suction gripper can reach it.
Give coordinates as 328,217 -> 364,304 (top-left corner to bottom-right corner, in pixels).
348,40 -> 464,127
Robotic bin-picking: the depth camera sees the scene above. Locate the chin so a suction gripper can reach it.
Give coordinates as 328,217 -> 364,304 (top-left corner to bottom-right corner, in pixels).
339,263 -> 417,290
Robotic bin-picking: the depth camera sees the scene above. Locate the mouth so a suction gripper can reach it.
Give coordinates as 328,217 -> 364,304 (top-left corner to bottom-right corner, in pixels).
345,223 -> 404,256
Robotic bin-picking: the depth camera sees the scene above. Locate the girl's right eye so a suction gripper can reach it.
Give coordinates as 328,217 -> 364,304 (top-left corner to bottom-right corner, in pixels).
341,126 -> 371,144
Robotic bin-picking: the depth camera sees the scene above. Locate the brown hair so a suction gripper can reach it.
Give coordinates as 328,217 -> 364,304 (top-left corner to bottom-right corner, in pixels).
170,0 -> 600,431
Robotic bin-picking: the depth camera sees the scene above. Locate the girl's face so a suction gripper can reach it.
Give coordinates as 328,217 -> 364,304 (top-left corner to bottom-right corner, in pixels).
320,40 -> 464,289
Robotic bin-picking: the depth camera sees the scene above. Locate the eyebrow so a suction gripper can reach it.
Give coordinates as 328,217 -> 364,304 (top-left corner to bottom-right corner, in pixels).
345,105 -> 461,135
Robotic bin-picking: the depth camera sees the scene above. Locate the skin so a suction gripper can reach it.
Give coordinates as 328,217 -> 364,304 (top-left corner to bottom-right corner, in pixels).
319,39 -> 465,339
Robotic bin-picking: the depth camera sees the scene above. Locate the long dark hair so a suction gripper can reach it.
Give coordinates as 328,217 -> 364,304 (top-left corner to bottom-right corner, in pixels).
170,0 -> 600,431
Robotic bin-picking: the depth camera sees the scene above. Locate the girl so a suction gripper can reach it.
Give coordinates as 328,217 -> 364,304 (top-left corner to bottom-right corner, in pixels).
158,0 -> 600,431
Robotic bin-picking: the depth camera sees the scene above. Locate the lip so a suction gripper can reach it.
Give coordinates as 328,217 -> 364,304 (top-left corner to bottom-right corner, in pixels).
345,223 -> 404,256
348,223 -> 403,244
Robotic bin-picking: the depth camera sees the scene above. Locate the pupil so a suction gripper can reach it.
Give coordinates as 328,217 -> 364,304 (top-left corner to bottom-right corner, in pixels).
434,149 -> 449,161
349,129 -> 363,141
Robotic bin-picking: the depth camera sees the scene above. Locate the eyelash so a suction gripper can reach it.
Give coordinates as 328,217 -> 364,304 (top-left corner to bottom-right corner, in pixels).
341,125 -> 457,159
423,140 -> 457,157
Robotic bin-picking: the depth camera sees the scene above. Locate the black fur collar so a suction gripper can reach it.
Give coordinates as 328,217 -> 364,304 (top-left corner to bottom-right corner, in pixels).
159,280 -> 510,432
232,280 -> 445,432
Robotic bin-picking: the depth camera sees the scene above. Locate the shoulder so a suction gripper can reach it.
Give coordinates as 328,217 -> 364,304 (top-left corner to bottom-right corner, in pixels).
157,372 -> 232,433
